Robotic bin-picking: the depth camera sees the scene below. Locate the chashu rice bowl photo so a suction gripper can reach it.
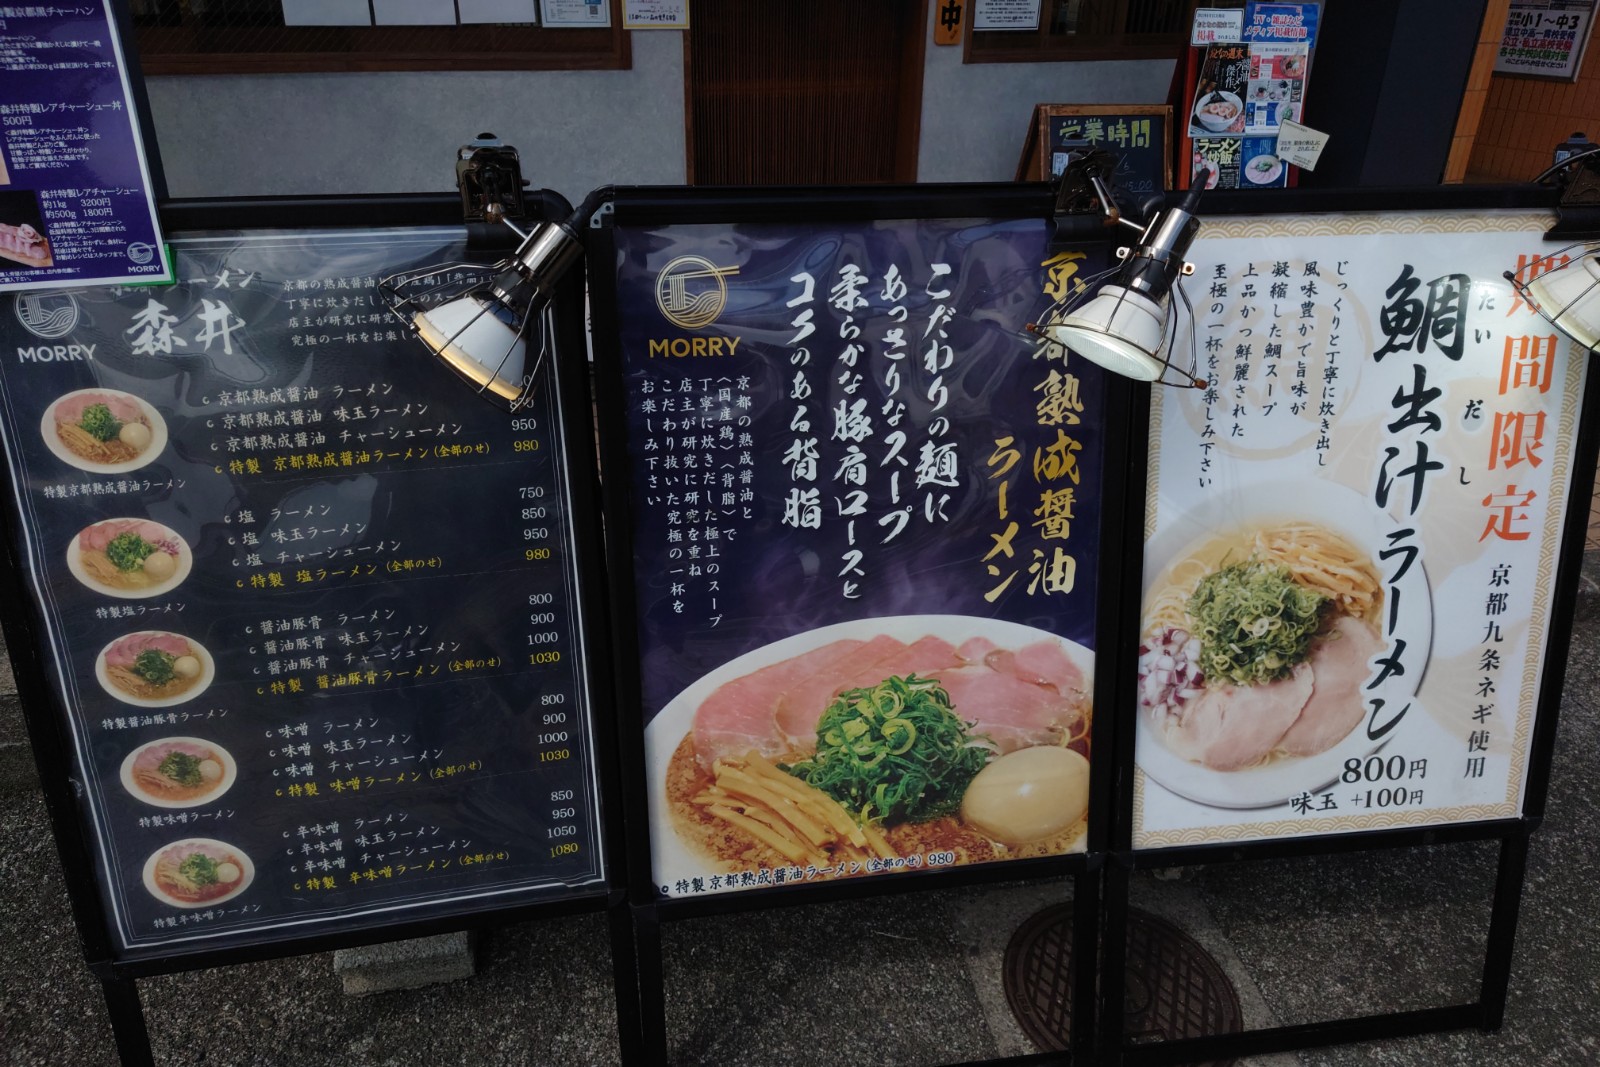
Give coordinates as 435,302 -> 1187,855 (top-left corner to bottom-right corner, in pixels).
647,615 -> 1094,896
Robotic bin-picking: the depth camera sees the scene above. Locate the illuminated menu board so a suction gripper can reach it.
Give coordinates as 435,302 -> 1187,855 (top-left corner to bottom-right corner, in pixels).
0,227 -> 605,955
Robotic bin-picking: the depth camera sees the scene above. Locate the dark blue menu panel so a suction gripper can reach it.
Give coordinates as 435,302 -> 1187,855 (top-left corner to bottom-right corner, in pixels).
605,216 -> 1112,899
0,2 -> 169,291
0,228 -> 604,955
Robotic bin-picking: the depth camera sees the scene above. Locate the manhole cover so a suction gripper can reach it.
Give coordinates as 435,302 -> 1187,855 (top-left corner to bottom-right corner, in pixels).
1002,904 -> 1242,1064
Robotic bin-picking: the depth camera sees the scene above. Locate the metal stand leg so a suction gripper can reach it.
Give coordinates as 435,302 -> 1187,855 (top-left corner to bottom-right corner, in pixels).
1479,831 -> 1532,1032
1071,866 -> 1101,1062
1098,858 -> 1131,1067
608,896 -> 647,1063
100,974 -> 155,1067
631,903 -> 670,1064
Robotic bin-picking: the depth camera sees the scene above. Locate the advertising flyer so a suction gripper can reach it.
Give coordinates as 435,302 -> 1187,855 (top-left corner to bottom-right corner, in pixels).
606,218 -> 1109,898
0,228 -> 606,953
1135,211 -> 1584,848
1496,0 -> 1596,79
0,2 -> 170,292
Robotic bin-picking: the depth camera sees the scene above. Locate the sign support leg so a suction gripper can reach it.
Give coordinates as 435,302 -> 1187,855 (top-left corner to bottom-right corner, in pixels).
1097,858 -> 1132,1066
100,974 -> 154,1067
1071,866 -> 1101,1062
631,902 -> 671,1063
1479,830 -> 1531,1032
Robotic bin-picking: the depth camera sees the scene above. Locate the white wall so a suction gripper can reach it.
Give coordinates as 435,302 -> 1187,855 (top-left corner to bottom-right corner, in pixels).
144,30 -> 688,204
916,16 -> 1176,182
143,18 -> 1176,199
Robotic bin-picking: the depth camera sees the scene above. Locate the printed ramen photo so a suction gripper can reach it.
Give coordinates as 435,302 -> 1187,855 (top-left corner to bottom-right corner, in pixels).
67,518 -> 190,598
96,631 -> 212,706
119,737 -> 235,808
142,838 -> 253,908
1139,521 -> 1384,773
654,617 -> 1093,889
40,388 -> 166,473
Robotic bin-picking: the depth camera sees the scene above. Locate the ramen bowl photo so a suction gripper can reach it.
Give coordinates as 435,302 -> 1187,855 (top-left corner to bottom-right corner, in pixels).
142,838 -> 253,907
1194,91 -> 1243,133
119,737 -> 236,808
95,631 -> 214,707
66,518 -> 191,599
40,388 -> 167,474
1137,480 -> 1432,808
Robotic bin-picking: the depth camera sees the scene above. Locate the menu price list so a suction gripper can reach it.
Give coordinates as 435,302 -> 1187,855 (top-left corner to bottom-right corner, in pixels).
0,228 -> 604,952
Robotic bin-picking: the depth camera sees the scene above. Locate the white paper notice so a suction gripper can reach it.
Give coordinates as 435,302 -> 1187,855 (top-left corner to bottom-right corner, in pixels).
373,0 -> 456,24
541,0 -> 612,26
1276,119 -> 1330,170
1192,8 -> 1245,45
972,0 -> 1042,31
624,0 -> 688,27
281,0 -> 371,26
459,0 -> 541,22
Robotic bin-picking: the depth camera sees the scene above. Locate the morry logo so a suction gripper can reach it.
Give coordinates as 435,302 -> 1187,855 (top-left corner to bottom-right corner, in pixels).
654,255 -> 739,330
14,291 -> 79,340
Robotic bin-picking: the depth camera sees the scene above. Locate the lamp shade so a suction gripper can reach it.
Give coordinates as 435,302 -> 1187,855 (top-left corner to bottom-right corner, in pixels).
1522,254 -> 1600,351
413,295 -> 527,402
1042,284 -> 1170,381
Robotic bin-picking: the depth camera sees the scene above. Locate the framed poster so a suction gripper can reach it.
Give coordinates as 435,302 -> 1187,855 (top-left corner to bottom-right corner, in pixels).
1015,104 -> 1173,195
0,2 -> 170,292
591,192 -> 1118,901
1133,209 -> 1586,849
0,217 -> 613,960
1496,0 -> 1597,80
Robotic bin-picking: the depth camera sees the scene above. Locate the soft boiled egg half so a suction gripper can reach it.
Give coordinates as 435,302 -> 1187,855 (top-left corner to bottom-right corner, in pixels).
960,746 -> 1090,846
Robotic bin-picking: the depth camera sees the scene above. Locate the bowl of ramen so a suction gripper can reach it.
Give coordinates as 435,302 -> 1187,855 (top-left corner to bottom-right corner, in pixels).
646,615 -> 1094,897
1136,481 -> 1431,808
1194,90 -> 1243,133
95,631 -> 213,707
142,838 -> 253,907
66,518 -> 191,599
39,388 -> 166,474
120,737 -> 235,808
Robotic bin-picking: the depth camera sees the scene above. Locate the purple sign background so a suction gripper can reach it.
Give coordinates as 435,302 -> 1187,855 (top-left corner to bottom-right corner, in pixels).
611,218 -> 1110,723
0,2 -> 168,292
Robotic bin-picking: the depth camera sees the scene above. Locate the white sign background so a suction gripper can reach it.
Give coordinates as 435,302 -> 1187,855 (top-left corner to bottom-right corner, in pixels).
1135,210 -> 1585,849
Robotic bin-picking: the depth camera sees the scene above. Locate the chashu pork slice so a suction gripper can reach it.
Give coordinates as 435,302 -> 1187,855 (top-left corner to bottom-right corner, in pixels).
1278,616 -> 1383,757
774,634 -> 909,747
987,639 -> 1088,696
692,638 -> 863,769
936,665 -> 1081,754
1167,663 -> 1314,771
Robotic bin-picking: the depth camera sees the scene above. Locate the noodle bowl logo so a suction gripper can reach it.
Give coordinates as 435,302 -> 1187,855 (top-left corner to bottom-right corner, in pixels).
14,292 -> 79,340
655,255 -> 739,330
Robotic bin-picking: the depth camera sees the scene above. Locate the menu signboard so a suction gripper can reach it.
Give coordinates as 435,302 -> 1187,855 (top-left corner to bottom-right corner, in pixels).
0,2 -> 171,292
0,226 -> 606,955
1134,211 -> 1585,848
600,214 -> 1110,899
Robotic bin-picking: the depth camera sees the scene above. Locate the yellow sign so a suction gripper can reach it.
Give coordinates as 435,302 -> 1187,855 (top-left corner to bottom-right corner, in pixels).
934,0 -> 964,45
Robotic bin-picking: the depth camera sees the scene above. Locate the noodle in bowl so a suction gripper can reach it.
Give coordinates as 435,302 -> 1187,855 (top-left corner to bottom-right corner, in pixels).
39,388 -> 167,474
66,518 -> 192,599
95,631 -> 214,707
1137,480 -> 1431,808
119,737 -> 236,808
142,838 -> 253,907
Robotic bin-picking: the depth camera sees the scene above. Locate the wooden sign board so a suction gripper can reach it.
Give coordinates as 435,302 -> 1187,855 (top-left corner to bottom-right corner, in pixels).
1015,104 -> 1173,196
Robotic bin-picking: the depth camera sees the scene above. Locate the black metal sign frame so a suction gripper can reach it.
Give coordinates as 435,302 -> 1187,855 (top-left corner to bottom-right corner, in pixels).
1096,182 -> 1600,1065
586,182 -> 1135,1066
0,193 -> 644,1065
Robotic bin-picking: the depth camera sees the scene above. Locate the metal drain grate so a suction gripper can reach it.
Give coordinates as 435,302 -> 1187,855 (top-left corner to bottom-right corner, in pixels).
1002,904 -> 1242,1063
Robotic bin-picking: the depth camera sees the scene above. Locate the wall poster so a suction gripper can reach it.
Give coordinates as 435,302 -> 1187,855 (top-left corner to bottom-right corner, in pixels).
603,215 -> 1109,898
1495,0 -> 1597,80
1135,210 -> 1586,848
0,2 -> 170,292
0,226 -> 607,956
